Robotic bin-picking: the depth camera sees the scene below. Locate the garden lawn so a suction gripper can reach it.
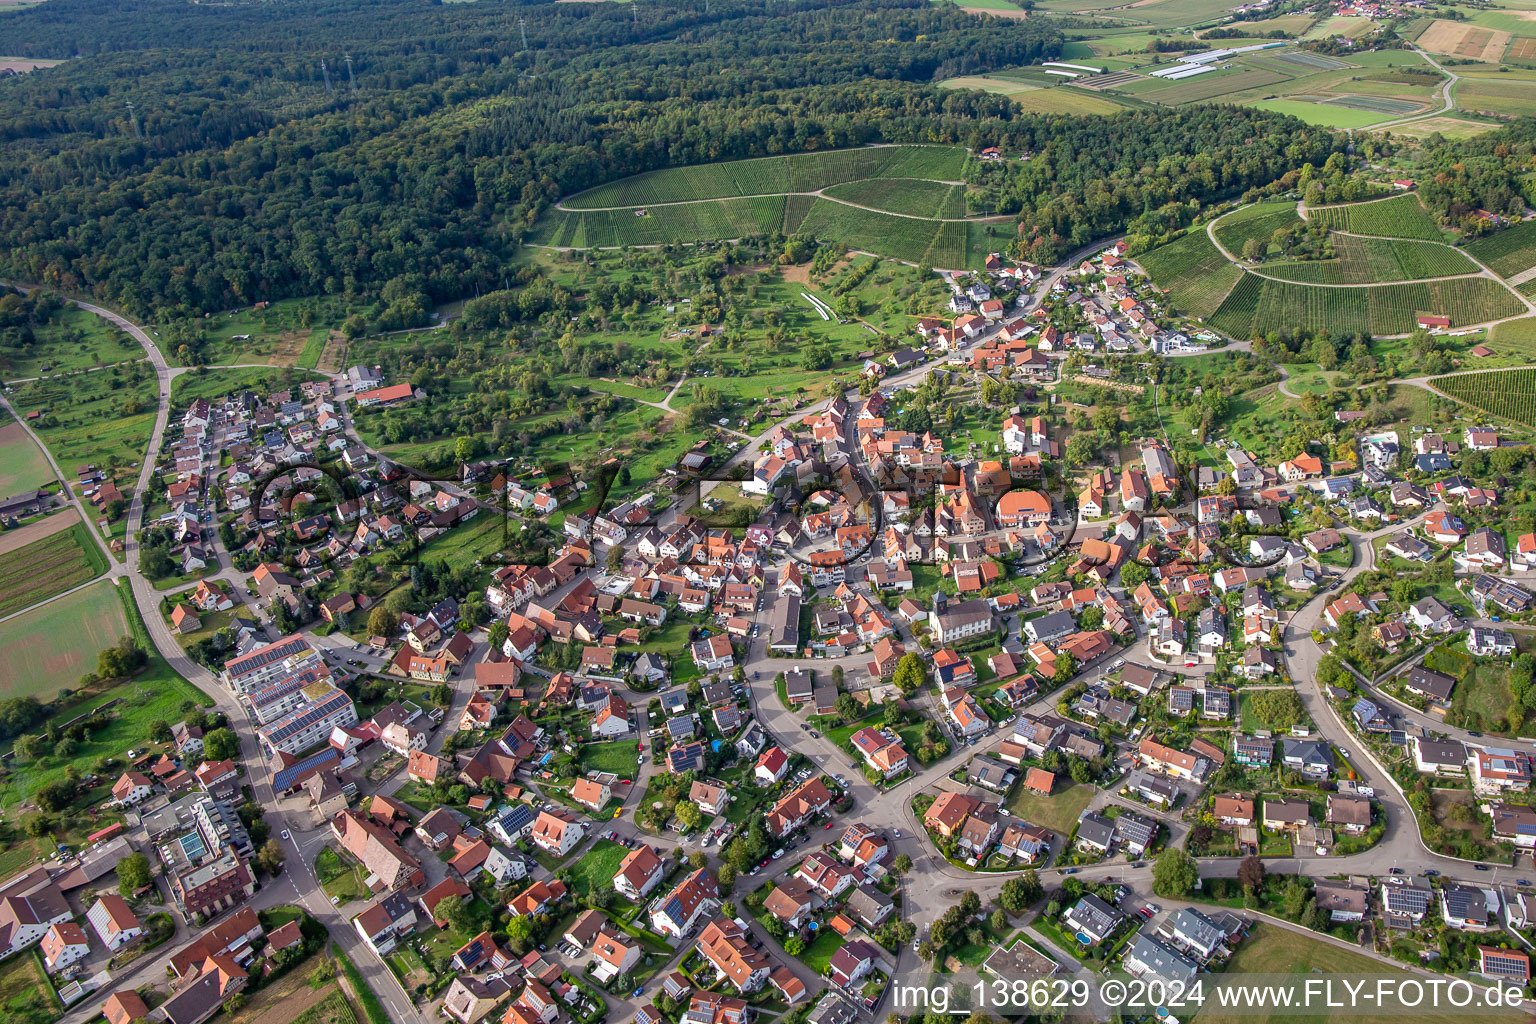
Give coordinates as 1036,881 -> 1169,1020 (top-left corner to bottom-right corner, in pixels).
580,740 -> 640,776
1194,924 -> 1456,1024
0,950 -> 59,1024
315,847 -> 370,904
800,928 -> 846,973
1004,781 -> 1095,834
566,839 -> 631,897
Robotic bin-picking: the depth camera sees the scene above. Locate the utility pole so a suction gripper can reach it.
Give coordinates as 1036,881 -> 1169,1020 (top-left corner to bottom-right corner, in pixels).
126,101 -> 141,139
518,16 -> 528,50
344,54 -> 356,91
320,58 -> 333,93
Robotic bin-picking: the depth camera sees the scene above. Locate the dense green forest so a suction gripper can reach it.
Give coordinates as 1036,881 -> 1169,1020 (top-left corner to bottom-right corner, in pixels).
0,0 -> 1340,316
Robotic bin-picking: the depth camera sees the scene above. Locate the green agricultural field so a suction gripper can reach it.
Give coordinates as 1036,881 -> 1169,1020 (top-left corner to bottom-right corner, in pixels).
1459,78 -> 1536,118
0,583 -> 212,811
1136,230 -> 1242,318
1259,236 -> 1479,283
563,145 -> 968,209
1245,98 -> 1395,129
1210,273 -> 1523,339
0,414 -> 57,496
1303,193 -> 1445,240
1120,66 -> 1294,106
1036,0 -> 1243,29
1430,367 -> 1536,427
0,302 -> 144,382
821,178 -> 968,219
0,577 -> 123,701
1466,219 -> 1536,278
1213,202 -> 1304,258
0,523 -> 108,621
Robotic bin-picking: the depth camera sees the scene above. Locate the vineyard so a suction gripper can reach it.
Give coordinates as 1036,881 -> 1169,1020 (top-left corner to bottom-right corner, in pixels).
1466,219 -> 1536,278
793,200 -> 989,267
1258,236 -> 1479,284
1303,194 -> 1445,241
821,178 -> 968,219
1430,368 -> 1536,426
1137,229 -> 1242,318
1213,202 -> 1303,257
562,146 -> 969,209
529,197 -> 788,248
1209,273 -> 1523,338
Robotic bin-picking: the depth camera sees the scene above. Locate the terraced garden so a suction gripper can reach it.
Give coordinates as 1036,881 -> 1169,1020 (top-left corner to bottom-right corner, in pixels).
1303,193 -> 1445,240
0,523 -> 108,619
1466,219 -> 1536,278
1430,367 -> 1536,427
1209,273 -> 1523,339
1135,230 -> 1242,318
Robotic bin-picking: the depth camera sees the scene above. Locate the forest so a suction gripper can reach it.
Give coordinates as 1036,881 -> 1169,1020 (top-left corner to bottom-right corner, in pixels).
0,0 -> 1351,317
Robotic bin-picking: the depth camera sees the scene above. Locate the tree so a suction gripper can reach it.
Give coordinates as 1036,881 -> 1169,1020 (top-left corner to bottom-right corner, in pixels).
892,653 -> 928,694
204,728 -> 239,761
998,872 -> 1042,913
834,693 -> 860,722
689,850 -> 708,870
1237,854 -> 1266,893
505,915 -> 533,954
893,853 -> 913,874
367,607 -> 399,638
22,812 -> 54,838
256,838 -> 286,876
148,719 -> 172,743
1119,561 -> 1150,591
437,894 -> 474,933
487,620 -> 509,652
1152,847 -> 1200,899
676,802 -> 703,833
784,935 -> 806,956
117,852 -> 152,897
12,733 -> 45,762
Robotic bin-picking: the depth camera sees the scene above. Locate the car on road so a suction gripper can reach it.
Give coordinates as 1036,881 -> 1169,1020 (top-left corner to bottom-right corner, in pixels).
281,830 -> 290,841
809,730 -> 819,738
1063,868 -> 1078,874
1138,907 -> 1153,920
823,822 -> 833,829
892,829 -> 901,838
1476,864 -> 1491,871
1390,867 -> 1404,874
1340,749 -> 1350,759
